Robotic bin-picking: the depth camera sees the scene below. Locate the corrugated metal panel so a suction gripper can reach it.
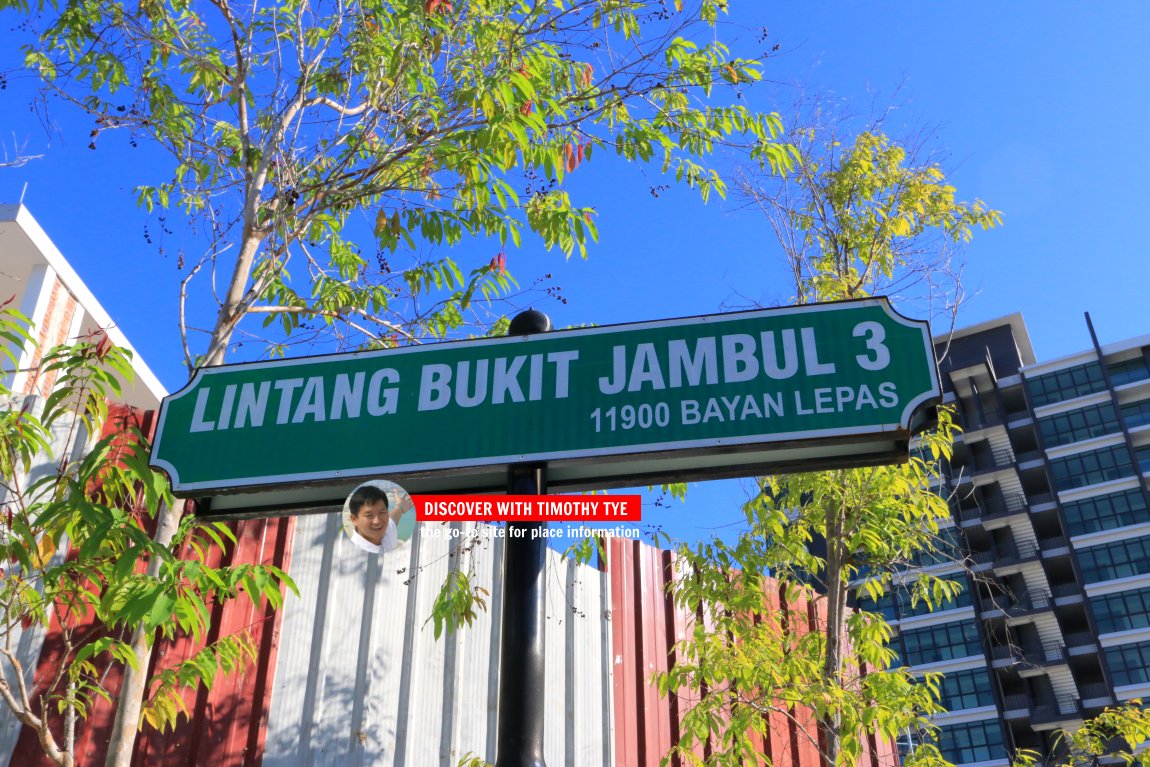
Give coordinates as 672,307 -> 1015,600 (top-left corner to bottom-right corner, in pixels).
3,404 -> 153,766
763,585 -> 794,767
0,393 -> 82,763
7,578 -> 122,766
610,537 -> 704,767
5,408 -> 900,767
263,519 -> 615,766
130,515 -> 294,766
0,621 -> 50,760
4,405 -> 294,767
788,589 -> 823,767
606,538 -> 898,767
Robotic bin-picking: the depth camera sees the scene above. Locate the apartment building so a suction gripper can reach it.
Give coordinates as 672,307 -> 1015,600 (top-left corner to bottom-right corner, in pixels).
870,313 -> 1150,766
0,203 -> 166,487
0,203 -> 164,406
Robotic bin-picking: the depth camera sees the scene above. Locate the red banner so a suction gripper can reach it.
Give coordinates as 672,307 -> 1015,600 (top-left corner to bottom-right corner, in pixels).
414,494 -> 642,522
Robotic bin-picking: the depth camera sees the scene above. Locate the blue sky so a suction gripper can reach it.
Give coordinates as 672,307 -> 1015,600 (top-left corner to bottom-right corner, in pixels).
2,3 -> 1148,546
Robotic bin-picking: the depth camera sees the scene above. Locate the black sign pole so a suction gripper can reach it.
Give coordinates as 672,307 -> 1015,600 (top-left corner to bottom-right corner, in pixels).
495,310 -> 551,767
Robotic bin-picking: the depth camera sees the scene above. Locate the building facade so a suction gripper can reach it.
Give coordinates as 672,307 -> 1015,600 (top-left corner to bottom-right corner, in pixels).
872,313 -> 1150,766
0,203 -> 165,411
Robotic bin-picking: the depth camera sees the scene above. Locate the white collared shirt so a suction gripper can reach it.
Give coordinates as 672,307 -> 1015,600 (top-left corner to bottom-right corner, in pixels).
349,523 -> 397,554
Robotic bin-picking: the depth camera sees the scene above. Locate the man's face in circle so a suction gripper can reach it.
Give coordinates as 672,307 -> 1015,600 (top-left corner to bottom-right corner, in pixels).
352,499 -> 389,545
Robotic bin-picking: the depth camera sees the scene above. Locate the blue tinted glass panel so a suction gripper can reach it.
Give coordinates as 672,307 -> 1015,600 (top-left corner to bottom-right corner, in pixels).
1027,362 -> 1107,407
937,720 -> 1007,764
1093,587 -> 1150,634
1078,536 -> 1150,583
1062,489 -> 1149,536
1049,446 -> 1133,491
1037,402 -> 1119,448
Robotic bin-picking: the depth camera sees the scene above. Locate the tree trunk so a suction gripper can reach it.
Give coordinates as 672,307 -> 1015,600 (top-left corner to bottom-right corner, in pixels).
107,209 -> 263,762
820,504 -> 846,767
104,503 -> 182,767
203,230 -> 263,367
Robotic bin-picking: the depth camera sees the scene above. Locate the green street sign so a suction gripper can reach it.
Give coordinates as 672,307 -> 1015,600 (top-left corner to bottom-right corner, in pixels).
150,298 -> 941,511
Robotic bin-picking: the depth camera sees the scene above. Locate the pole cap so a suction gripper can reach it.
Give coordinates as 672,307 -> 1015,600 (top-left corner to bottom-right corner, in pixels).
508,309 -> 552,336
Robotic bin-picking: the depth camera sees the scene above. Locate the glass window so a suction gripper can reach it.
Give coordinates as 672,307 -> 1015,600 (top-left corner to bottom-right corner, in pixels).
1109,357 -> 1150,387
1122,399 -> 1150,429
1138,445 -> 1150,474
1037,402 -> 1119,448
910,526 -> 965,568
857,585 -> 898,621
897,731 -> 925,760
937,720 -> 1008,764
1027,361 -> 1107,408
1062,489 -> 1149,536
1049,445 -> 1134,491
1105,640 -> 1150,686
1092,586 -> 1150,634
899,574 -> 971,618
899,621 -> 983,666
859,574 -> 971,621
1077,535 -> 1150,583
937,668 -> 996,712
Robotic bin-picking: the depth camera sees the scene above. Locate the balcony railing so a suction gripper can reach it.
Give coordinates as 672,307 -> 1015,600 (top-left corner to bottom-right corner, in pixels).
1023,590 -> 1053,611
981,589 -> 1052,615
952,446 -> 1018,479
978,596 -> 1006,613
1039,536 -> 1069,551
999,642 -> 1068,666
962,406 -> 1003,431
1035,644 -> 1067,664
1052,582 -> 1081,598
1028,492 -> 1056,507
1065,631 -> 1096,648
1005,405 -> 1031,422
1031,696 -> 1083,724
955,506 -> 981,523
1079,682 -> 1112,701
1002,692 -> 1030,711
1005,694 -> 1084,724
990,644 -> 1017,661
977,498 -> 1006,517
968,549 -> 994,566
995,540 -> 1039,563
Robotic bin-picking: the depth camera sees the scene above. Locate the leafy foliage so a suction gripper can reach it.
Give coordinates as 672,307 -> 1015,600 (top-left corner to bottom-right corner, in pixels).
738,129 -> 1000,322
1012,702 -> 1150,767
0,1 -> 804,760
662,414 -> 960,767
698,124 -> 1150,767
0,3 -> 800,763
660,130 -> 1001,766
0,308 -> 296,765
785,132 -> 1000,303
751,409 -> 961,608
141,630 -> 258,731
427,568 -> 488,639
7,0 -> 795,366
